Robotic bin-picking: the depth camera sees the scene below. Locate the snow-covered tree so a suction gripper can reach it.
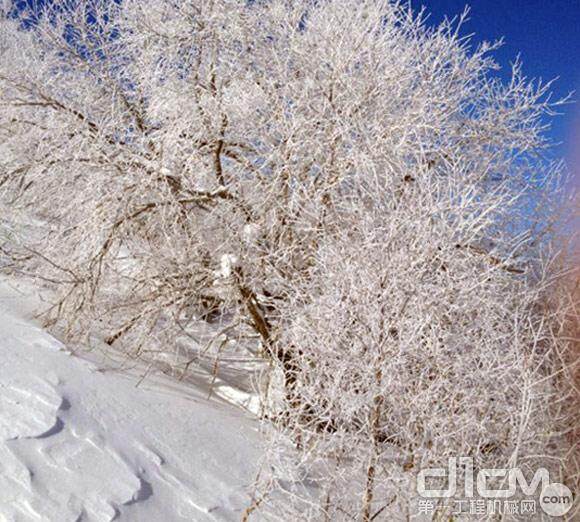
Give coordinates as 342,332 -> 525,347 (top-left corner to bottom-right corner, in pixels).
0,1 -> 576,519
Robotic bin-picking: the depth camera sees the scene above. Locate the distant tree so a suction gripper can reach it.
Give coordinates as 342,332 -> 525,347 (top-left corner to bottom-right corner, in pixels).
0,1 -> 576,519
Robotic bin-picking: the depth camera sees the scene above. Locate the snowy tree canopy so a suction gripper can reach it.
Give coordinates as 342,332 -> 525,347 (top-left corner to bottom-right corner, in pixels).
0,1 -> 577,519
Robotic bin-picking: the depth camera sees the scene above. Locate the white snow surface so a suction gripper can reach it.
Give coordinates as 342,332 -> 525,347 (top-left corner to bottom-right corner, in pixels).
0,278 -> 261,521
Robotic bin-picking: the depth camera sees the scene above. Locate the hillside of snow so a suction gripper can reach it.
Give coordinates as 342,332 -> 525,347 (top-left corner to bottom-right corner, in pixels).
0,277 -> 262,521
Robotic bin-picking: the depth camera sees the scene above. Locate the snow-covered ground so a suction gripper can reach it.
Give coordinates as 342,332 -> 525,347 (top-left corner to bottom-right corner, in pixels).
0,277 -> 262,521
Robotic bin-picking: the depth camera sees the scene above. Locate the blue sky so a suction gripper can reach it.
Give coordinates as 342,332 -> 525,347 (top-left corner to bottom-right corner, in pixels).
417,0 -> 580,189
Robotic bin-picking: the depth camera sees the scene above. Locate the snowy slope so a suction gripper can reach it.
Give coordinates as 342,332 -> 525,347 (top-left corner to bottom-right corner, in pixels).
0,278 -> 262,521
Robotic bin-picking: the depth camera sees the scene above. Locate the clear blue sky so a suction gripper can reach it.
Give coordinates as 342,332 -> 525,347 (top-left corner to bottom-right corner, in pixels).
417,0 -> 580,189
